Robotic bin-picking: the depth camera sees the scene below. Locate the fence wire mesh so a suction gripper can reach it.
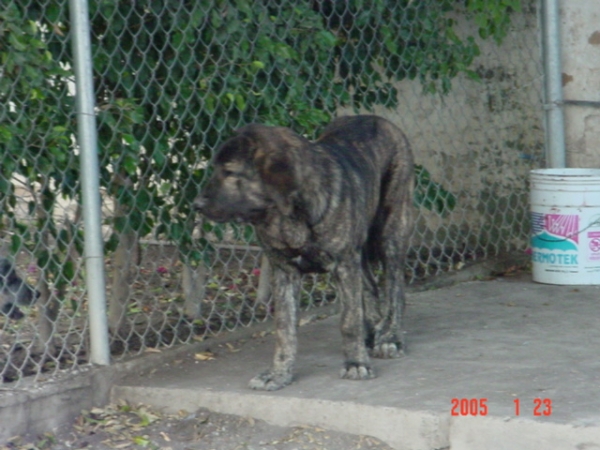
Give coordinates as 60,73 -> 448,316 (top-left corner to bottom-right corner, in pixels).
0,0 -> 544,385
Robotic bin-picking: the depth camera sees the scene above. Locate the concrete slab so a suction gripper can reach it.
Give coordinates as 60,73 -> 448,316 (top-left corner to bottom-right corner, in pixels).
112,275 -> 600,449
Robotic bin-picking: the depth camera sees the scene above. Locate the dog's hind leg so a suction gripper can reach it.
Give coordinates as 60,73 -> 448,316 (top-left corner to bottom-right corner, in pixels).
336,256 -> 376,380
361,246 -> 382,350
371,165 -> 414,359
248,266 -> 300,391
371,235 -> 407,359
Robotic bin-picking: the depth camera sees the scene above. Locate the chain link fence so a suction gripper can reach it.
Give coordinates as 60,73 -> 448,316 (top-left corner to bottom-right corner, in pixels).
0,0 -> 543,386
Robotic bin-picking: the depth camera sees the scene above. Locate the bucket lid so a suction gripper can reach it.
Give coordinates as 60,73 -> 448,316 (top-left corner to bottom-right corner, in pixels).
531,169 -> 600,185
530,168 -> 600,177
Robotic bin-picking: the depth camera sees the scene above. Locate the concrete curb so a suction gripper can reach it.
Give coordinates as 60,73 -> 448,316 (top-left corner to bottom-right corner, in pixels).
111,385 -> 451,450
111,385 -> 600,450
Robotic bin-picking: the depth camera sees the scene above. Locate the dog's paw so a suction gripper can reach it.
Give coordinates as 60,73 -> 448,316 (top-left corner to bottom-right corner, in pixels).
248,370 -> 293,391
339,362 -> 376,380
371,342 -> 404,359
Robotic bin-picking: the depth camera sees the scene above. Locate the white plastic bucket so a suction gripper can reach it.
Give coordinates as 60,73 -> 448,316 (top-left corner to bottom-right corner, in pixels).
530,168 -> 600,285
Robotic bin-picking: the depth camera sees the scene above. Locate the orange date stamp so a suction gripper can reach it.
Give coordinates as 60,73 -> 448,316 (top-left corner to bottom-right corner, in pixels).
450,398 -> 553,417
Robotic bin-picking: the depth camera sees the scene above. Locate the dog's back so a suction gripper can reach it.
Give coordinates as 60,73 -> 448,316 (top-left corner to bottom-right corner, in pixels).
316,115 -> 414,235
318,115 -> 412,160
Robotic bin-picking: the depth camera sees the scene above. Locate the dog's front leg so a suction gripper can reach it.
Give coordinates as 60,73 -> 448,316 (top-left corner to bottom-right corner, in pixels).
336,258 -> 376,380
248,265 -> 300,391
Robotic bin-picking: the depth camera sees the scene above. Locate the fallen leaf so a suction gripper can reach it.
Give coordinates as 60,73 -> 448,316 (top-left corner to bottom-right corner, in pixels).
135,408 -> 161,426
194,351 -> 215,361
252,330 -> 271,338
299,315 -> 316,327
132,436 -> 151,446
160,431 -> 171,442
225,342 -> 240,353
111,441 -> 132,448
144,348 -> 162,354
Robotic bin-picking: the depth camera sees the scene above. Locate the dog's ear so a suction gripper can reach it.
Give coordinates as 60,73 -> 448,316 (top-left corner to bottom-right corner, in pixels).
236,124 -> 305,216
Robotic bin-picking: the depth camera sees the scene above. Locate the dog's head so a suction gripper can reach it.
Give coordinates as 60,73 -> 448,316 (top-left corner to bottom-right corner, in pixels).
0,258 -> 40,320
194,124 -> 307,223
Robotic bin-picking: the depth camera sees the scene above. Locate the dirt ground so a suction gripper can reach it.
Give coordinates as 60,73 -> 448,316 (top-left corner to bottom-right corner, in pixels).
7,402 -> 394,450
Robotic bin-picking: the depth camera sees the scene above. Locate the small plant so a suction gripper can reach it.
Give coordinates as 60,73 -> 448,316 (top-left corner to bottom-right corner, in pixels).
414,164 -> 457,215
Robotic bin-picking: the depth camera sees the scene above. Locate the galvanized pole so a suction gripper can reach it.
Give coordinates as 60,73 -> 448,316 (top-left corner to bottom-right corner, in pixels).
69,0 -> 110,365
542,0 -> 567,168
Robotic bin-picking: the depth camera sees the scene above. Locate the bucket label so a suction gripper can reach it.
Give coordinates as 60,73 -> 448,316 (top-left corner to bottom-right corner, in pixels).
588,231 -> 600,262
531,212 -> 579,266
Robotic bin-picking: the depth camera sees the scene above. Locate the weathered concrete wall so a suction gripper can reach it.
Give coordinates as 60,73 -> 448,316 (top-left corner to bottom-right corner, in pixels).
343,3 -> 545,255
560,0 -> 600,168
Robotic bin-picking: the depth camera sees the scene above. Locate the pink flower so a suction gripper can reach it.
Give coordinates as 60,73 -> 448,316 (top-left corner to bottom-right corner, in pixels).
251,268 -> 261,277
27,264 -> 38,274
156,266 -> 169,275
524,248 -> 532,255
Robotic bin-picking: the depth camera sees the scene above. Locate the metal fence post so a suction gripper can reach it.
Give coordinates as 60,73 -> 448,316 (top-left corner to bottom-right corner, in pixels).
542,0 -> 567,168
68,0 -> 110,365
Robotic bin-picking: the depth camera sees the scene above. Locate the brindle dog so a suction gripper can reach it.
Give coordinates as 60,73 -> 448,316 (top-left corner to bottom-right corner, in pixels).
0,258 -> 39,319
194,115 -> 414,390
